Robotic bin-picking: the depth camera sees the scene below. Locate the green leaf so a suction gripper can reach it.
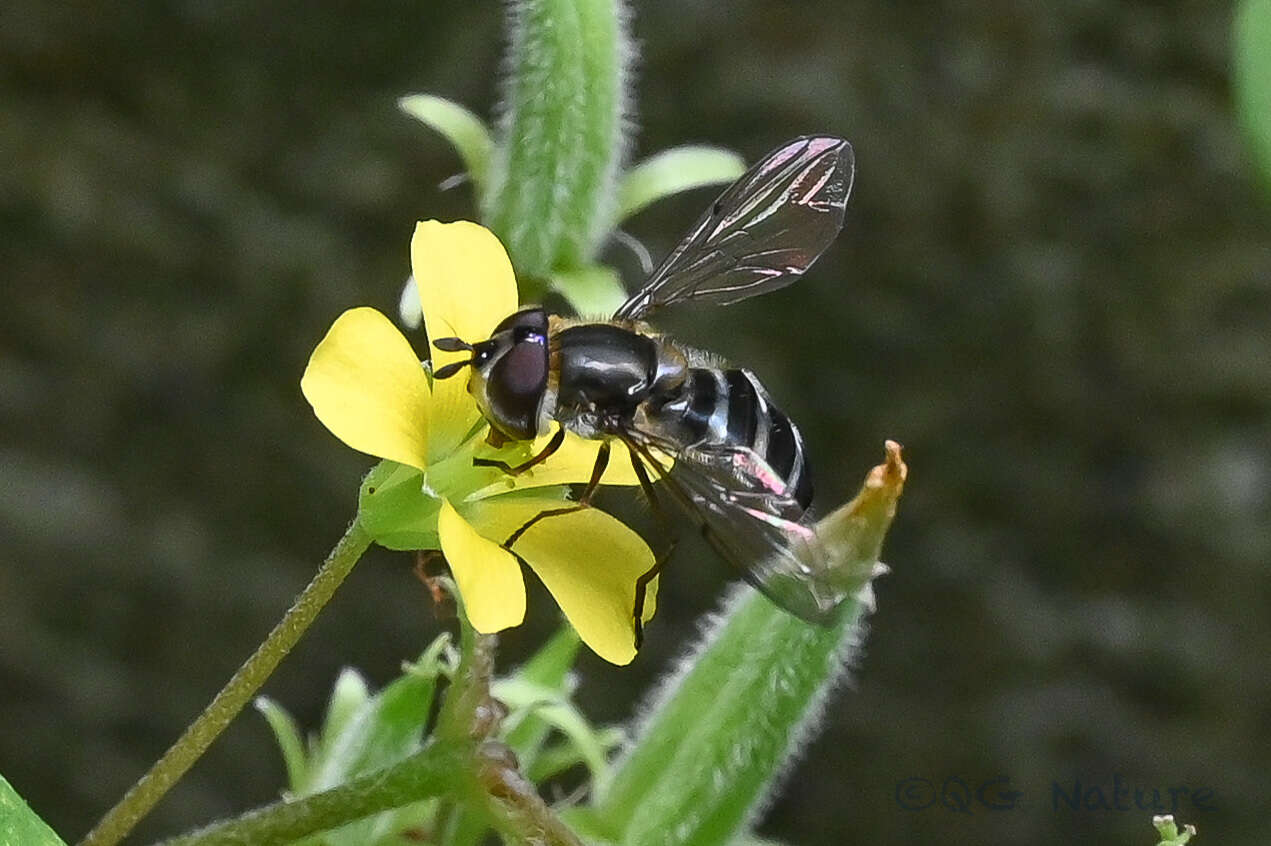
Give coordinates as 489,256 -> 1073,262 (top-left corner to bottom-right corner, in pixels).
317,668 -> 373,764
617,146 -> 746,222
549,265 -> 630,318
557,805 -> 618,846
517,625 -> 582,689
527,727 -> 624,783
303,645 -> 448,846
493,678 -> 613,785
0,773 -> 65,846
255,696 -> 310,793
593,445 -> 906,846
483,0 -> 632,281
398,95 -> 494,196
501,626 -> 582,780
1236,0 -> 1271,189
358,461 -> 442,551
309,662 -> 442,793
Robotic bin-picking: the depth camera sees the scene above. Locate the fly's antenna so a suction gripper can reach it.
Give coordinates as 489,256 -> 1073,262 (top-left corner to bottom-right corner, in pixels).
432,337 -> 473,379
432,359 -> 471,379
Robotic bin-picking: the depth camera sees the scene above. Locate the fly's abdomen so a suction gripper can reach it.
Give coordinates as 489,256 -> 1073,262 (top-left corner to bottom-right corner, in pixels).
762,402 -> 813,510
651,367 -> 813,510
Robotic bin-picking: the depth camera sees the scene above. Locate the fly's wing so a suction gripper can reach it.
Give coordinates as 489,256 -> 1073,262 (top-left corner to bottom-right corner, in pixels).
613,136 -> 855,322
622,431 -> 849,624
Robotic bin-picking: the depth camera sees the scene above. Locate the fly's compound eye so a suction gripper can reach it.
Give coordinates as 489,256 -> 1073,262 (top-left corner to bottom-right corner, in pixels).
493,306 -> 549,337
486,331 -> 548,439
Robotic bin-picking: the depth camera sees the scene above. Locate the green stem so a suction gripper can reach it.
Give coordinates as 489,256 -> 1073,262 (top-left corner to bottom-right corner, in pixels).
78,520 -> 373,846
435,622 -> 583,846
438,801 -> 489,846
436,628 -> 498,743
157,742 -> 465,846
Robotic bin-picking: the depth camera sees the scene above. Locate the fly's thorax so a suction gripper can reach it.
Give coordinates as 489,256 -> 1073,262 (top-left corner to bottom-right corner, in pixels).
466,306 -> 553,441
550,321 -> 688,429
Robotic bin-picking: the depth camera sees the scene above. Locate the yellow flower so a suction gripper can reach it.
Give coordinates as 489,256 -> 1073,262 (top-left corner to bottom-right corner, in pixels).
301,220 -> 657,665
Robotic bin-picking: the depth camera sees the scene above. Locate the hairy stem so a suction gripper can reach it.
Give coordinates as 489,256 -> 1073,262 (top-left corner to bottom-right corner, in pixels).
436,628 -> 500,745
79,520 -> 373,846
157,742 -> 465,846
436,624 -> 584,846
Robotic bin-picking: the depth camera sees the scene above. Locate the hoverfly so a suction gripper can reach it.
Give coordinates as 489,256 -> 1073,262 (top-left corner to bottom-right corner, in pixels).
433,136 -> 855,646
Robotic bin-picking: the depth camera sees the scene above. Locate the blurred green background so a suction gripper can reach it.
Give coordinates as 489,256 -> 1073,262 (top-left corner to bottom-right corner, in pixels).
3,1 -> 1270,843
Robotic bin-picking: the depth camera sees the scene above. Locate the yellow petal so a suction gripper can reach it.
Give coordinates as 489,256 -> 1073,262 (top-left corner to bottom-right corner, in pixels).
438,499 -> 526,633
301,308 -> 430,470
464,497 -> 658,665
460,496 -> 573,540
412,220 -> 518,457
412,220 -> 518,344
465,429 -> 641,501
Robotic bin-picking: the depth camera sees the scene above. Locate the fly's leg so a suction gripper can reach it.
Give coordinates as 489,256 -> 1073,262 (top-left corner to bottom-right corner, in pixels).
627,442 -> 670,525
626,441 -> 677,650
577,440 -> 610,506
502,441 -> 612,547
497,437 -> 659,650
473,427 -> 565,475
633,540 -> 675,650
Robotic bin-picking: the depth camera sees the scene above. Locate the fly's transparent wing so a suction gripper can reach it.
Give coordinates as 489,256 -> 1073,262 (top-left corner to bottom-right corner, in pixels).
613,136 -> 855,322
622,431 -> 848,623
